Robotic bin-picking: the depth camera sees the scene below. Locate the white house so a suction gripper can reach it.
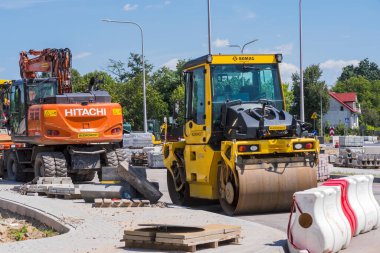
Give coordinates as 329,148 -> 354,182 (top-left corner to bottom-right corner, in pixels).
323,92 -> 361,129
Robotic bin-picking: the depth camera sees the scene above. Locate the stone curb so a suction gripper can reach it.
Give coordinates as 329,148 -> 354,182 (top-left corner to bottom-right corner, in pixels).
0,197 -> 70,234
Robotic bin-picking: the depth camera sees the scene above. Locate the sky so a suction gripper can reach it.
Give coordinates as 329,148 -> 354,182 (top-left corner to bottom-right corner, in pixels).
0,0 -> 379,86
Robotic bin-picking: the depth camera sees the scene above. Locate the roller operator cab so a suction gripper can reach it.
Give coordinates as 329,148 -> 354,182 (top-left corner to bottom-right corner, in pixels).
3,78 -> 124,182
163,54 -> 319,215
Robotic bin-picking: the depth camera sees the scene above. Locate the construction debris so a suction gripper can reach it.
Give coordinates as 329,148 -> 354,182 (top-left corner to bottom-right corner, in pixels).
123,224 -> 241,252
92,198 -> 152,208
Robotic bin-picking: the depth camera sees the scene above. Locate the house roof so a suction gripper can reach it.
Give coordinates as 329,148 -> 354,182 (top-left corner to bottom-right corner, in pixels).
332,92 -> 357,102
329,92 -> 358,113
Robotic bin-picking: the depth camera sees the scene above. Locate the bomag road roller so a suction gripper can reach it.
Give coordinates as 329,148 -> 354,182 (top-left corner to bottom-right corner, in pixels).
162,54 -> 319,215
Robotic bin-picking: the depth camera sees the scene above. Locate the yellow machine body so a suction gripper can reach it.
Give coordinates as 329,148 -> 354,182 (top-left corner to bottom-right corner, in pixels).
163,54 -> 319,215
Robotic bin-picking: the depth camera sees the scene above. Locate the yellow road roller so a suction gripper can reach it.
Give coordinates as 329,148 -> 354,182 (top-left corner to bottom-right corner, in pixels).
162,54 -> 318,215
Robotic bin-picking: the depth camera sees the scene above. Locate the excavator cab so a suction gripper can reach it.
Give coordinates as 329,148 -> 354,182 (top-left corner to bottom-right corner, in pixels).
163,54 -> 319,215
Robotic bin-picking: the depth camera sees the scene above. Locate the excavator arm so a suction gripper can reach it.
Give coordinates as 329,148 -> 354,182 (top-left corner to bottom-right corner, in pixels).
19,48 -> 72,94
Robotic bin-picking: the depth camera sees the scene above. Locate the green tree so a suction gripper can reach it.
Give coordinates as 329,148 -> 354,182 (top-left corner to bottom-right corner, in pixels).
170,84 -> 185,125
290,65 -> 330,124
282,83 -> 294,112
338,58 -> 380,82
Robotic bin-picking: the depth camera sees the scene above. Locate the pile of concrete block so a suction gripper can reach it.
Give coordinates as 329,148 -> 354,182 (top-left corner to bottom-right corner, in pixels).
17,177 -> 81,199
147,146 -> 165,168
339,136 -> 364,147
123,132 -> 153,149
317,154 -> 331,181
364,136 -> 378,144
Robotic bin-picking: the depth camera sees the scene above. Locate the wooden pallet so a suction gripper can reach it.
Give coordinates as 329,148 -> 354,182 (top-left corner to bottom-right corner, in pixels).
123,224 -> 241,252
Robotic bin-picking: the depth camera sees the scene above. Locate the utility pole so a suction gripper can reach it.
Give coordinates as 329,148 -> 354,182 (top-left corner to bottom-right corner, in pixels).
299,0 -> 305,122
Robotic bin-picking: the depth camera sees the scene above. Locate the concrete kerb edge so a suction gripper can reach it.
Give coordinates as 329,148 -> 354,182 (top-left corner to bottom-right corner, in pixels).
0,197 -> 70,234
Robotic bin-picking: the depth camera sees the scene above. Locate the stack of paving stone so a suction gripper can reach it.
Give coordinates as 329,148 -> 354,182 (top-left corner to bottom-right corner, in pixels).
317,154 -> 331,181
123,224 -> 241,252
17,177 -> 81,199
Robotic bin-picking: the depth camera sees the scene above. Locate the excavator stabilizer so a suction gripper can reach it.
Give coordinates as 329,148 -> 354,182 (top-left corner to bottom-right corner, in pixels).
219,162 -> 317,215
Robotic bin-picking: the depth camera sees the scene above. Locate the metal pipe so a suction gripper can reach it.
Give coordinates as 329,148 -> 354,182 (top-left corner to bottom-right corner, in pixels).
299,0 -> 305,122
101,19 -> 148,132
207,0 -> 212,55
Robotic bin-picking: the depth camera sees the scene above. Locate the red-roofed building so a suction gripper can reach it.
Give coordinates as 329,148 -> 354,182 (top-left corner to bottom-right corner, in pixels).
324,92 -> 361,129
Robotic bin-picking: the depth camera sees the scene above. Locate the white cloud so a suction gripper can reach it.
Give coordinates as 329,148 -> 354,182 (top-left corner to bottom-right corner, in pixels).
320,59 -> 359,71
280,62 -> 298,83
213,38 -> 230,48
275,43 -> 293,55
73,52 -> 92,60
123,3 -> 138,11
164,1 -> 171,5
320,59 -> 360,86
162,58 -> 178,70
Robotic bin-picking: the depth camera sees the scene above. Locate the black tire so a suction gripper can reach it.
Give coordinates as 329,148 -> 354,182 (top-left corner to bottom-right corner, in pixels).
34,152 -> 56,177
53,152 -> 68,177
167,169 -> 192,206
115,148 -> 128,162
105,150 -> 119,166
6,152 -> 26,182
72,171 -> 96,182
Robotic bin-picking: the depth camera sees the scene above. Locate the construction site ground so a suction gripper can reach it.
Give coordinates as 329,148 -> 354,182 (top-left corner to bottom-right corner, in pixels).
0,169 -> 379,253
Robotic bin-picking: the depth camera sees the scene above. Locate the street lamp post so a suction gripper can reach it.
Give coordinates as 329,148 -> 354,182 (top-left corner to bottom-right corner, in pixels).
299,0 -> 305,122
102,19 -> 148,133
228,39 -> 259,54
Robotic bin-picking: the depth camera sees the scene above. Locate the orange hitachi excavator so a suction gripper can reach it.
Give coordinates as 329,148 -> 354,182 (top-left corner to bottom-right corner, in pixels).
2,48 -> 126,182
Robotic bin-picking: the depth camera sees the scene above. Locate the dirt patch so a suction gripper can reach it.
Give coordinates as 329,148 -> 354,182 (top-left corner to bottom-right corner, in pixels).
0,208 -> 59,243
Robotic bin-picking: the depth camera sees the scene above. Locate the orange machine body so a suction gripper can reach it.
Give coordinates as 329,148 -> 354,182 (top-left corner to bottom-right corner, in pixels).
24,103 -> 123,145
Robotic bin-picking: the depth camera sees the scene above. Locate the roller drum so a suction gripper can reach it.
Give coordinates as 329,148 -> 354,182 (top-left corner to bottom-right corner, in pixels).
219,162 -> 317,215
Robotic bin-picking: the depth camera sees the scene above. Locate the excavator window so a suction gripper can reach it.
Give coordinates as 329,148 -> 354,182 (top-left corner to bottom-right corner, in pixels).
27,81 -> 57,104
211,64 -> 283,128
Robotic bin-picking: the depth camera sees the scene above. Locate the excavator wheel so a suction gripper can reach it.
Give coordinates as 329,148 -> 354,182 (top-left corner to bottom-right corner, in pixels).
34,153 -> 56,177
72,171 -> 96,182
218,161 -> 317,215
52,152 -> 68,177
6,152 -> 27,182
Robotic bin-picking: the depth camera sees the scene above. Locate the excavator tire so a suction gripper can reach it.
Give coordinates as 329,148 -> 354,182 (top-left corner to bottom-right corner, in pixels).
6,152 -> 27,182
218,161 -> 317,215
34,152 -> 56,177
53,152 -> 68,177
115,148 -> 128,162
72,171 -> 96,182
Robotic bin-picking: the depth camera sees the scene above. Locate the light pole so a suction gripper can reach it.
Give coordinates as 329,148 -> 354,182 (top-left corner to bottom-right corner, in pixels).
102,19 -> 148,133
299,0 -> 305,122
228,39 -> 259,54
320,91 -> 323,137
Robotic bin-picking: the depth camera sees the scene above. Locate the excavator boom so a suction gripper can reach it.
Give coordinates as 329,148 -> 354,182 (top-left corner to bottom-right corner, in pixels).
19,48 -> 72,94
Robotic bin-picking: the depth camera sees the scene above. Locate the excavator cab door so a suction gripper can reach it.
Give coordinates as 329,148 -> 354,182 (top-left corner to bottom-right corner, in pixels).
9,81 -> 27,136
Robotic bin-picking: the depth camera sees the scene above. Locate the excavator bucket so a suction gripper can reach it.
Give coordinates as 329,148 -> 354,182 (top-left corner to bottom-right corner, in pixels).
219,162 -> 317,215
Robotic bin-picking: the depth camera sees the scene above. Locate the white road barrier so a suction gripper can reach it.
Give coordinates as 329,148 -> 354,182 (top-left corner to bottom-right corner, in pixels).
288,174 -> 380,253
350,175 -> 380,232
287,187 -> 349,253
